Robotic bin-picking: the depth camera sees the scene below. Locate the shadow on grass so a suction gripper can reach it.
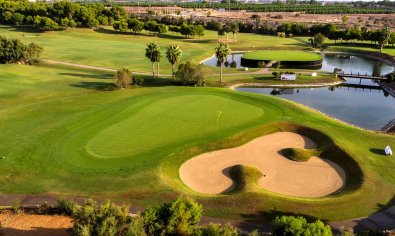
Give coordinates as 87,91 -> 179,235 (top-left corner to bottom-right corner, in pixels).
71,81 -> 115,91
6,25 -> 38,33
59,72 -> 112,80
94,27 -> 126,35
369,148 -> 386,156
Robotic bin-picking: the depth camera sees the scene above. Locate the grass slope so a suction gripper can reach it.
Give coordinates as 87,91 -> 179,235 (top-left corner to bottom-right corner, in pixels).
281,148 -> 321,162
242,50 -> 323,61
0,64 -> 395,222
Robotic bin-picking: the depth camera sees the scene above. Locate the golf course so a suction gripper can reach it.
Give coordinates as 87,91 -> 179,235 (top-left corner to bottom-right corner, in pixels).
1,24 -> 395,225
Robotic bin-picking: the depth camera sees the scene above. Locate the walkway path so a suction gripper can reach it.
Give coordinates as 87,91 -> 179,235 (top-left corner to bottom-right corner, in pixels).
43,59 -> 271,77
0,193 -> 394,233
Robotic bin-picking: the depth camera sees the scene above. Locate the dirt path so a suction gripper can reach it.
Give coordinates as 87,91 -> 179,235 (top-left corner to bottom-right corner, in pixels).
180,132 -> 345,197
0,213 -> 72,236
1,193 -> 395,233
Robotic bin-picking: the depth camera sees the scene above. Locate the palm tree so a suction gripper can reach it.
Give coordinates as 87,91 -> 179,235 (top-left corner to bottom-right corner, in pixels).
165,45 -> 182,79
230,23 -> 239,43
145,43 -> 161,79
217,28 -> 225,42
215,43 -> 231,83
223,25 -> 231,41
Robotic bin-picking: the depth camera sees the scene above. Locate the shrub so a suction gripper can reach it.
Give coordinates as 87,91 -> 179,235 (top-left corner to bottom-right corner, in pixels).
11,199 -> 21,214
57,198 -> 79,215
175,61 -> 211,86
272,215 -> 332,236
272,72 -> 278,77
38,202 -> 50,214
142,196 -> 203,235
200,223 -> 239,236
113,68 -> 132,89
71,199 -> 140,236
132,76 -> 144,87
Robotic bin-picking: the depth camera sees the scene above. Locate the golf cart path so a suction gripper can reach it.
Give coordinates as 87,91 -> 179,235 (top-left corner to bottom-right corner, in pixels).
43,59 -> 271,76
0,194 -> 395,233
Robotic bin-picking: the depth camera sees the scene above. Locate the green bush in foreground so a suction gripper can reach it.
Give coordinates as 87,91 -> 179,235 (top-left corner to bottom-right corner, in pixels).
273,215 -> 332,236
281,148 -> 321,162
66,197 -> 336,235
71,199 -> 146,236
142,196 -> 203,235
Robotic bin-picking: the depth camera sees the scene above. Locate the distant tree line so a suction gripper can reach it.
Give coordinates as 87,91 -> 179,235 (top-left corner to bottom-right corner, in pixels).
114,1 -> 395,14
0,0 -> 128,31
0,36 -> 42,64
0,0 -> 393,49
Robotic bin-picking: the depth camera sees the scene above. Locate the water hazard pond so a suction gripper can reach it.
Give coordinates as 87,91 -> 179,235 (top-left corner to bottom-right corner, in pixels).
203,52 -> 395,130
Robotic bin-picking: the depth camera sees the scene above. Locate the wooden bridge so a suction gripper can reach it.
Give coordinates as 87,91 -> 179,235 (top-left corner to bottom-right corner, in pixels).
382,118 -> 395,133
335,72 -> 387,80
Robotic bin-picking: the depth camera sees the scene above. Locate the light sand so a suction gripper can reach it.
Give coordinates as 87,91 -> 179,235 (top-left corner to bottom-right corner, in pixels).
180,132 -> 346,197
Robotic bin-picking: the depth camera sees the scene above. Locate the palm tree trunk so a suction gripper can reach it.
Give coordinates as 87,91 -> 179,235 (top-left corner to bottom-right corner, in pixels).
233,33 -> 235,43
152,62 -> 155,79
172,64 -> 175,79
157,62 -> 160,77
220,63 -> 223,83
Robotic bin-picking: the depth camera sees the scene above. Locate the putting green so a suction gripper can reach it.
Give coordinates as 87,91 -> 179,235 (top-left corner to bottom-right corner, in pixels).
242,50 -> 323,61
86,95 -> 264,158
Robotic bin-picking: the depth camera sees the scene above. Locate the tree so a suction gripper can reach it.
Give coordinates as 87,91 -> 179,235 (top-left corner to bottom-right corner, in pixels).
128,18 -> 144,34
251,14 -> 261,30
25,43 -> 43,64
11,13 -> 25,25
142,196 -> 203,235
215,43 -> 231,83
113,19 -> 128,32
311,33 -> 325,48
145,43 -> 161,79
230,23 -> 239,42
0,36 -> 42,64
33,16 -> 59,31
272,216 -> 332,236
341,15 -> 349,25
87,16 -> 99,28
165,45 -> 182,79
113,68 -> 132,89
378,27 -> 391,52
175,61 -> 210,86
217,28 -> 225,42
195,24 -> 205,37
223,24 -> 231,41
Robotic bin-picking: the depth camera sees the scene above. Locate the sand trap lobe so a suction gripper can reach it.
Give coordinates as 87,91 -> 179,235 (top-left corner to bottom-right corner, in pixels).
179,132 -> 346,197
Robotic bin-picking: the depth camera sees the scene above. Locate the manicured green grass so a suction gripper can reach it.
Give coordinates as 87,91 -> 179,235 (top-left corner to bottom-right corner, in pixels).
1,64 -> 395,223
242,50 -> 323,62
324,42 -> 395,56
0,25 -> 312,74
281,148 -> 321,162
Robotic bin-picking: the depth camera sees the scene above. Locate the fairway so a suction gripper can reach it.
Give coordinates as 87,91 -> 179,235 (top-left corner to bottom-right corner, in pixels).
242,50 -> 323,61
0,25 -> 311,74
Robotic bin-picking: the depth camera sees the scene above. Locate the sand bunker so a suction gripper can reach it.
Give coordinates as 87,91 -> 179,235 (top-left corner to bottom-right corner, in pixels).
180,132 -> 346,197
